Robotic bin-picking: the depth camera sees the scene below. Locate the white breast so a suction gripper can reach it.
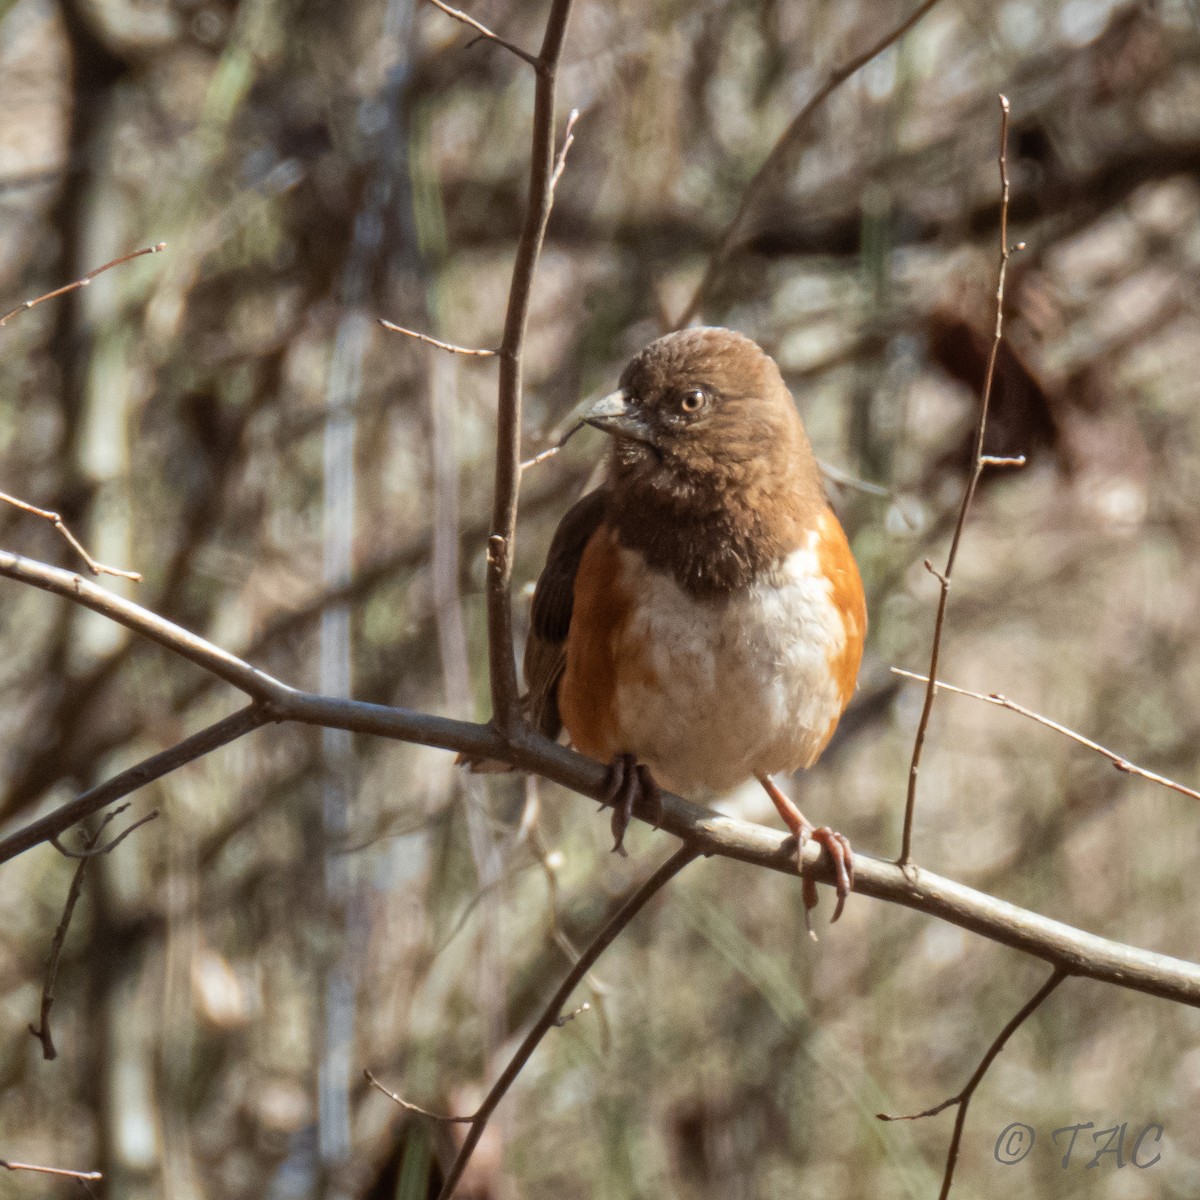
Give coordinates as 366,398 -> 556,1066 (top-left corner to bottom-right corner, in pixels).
611,531 -> 846,797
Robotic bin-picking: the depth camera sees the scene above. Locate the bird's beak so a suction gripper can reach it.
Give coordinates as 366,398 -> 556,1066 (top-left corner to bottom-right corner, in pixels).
582,390 -> 655,444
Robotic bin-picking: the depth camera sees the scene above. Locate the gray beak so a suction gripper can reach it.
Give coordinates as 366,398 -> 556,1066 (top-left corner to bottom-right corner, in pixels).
583,390 -> 654,444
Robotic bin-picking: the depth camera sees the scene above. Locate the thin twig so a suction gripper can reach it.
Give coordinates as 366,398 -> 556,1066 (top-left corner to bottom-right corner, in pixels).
50,809 -> 159,858
0,490 -> 142,581
7,551 -> 1200,1008
435,844 -> 699,1200
0,704 -> 269,867
552,1000 -> 591,1027
674,0 -> 946,328
893,668 -> 1200,804
0,242 -> 166,327
426,0 -> 538,67
378,319 -> 498,357
31,804 -> 156,1059
486,0 -> 575,736
0,1159 -> 102,1183
518,419 -> 584,471
549,108 -> 580,194
364,1071 -> 475,1123
878,968 -> 1067,1200
899,94 -> 1016,868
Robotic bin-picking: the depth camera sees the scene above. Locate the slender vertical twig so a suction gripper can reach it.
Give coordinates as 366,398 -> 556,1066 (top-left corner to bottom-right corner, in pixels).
30,804 -> 158,1059
486,0 -> 575,736
878,967 -> 1066,1200
899,95 -> 1020,867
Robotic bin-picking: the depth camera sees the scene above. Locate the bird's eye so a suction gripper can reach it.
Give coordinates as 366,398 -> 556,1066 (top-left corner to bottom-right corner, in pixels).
680,388 -> 707,413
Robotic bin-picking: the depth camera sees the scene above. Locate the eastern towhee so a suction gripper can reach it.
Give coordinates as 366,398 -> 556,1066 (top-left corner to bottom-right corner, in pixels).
524,327 -> 867,920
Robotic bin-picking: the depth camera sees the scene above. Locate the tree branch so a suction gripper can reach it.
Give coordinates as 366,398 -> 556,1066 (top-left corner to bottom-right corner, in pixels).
674,0 -> 947,328
0,241 -> 165,327
0,1158 -> 102,1183
879,968 -> 1067,1200
30,804 -> 157,1059
486,0 -> 574,735
425,0 -> 538,68
4,552 -> 1200,1009
0,490 -> 141,580
894,669 -> 1200,804
0,704 -> 269,866
433,844 -> 698,1199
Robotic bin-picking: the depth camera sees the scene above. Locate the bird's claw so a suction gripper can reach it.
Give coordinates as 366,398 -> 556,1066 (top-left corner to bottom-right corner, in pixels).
795,823 -> 854,925
602,752 -> 662,855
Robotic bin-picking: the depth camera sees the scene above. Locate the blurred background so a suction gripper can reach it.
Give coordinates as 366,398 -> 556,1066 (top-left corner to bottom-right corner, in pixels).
1,0 -> 1199,1196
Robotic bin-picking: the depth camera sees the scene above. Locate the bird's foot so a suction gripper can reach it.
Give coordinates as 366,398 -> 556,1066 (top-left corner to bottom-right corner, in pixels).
600,752 -> 663,855
757,774 -> 854,931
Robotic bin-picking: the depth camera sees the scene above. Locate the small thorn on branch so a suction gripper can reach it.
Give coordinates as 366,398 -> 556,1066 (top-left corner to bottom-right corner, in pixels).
378,319 -> 498,358
552,1000 -> 591,1027
979,454 -> 1026,468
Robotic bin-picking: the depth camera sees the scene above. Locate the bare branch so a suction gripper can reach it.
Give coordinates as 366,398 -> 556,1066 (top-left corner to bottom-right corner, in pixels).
0,551 -> 295,702
50,808 -> 159,858
364,1071 -> 475,1124
518,419 -> 584,471
0,1158 -> 102,1183
435,844 -> 699,1200
0,705 -> 269,866
900,95 -> 1016,868
894,668 -> 1200,804
674,0 -> 946,328
0,490 -> 142,581
486,0 -> 575,735
426,0 -> 538,67
5,552 -> 1200,1009
0,241 -> 166,328
879,968 -> 1067,1200
378,318 -> 498,357
549,107 -> 580,195
30,804 -> 156,1059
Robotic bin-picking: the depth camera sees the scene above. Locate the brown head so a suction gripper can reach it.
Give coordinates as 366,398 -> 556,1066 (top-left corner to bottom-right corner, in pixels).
583,327 -> 829,595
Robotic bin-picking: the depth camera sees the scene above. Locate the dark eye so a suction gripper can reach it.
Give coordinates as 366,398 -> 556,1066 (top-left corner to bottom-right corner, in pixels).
680,388 -> 707,413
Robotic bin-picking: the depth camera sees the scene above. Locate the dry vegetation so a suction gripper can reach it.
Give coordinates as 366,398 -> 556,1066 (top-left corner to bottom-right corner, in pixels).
2,1 -> 1200,1197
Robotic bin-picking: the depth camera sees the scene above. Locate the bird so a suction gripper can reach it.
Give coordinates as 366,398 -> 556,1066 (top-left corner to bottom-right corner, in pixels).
522,327 -> 867,921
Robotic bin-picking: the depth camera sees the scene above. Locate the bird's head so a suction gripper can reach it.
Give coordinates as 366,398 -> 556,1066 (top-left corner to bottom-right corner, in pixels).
584,327 -> 819,505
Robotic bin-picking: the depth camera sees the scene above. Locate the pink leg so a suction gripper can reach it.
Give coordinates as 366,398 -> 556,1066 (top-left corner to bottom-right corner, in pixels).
757,773 -> 854,925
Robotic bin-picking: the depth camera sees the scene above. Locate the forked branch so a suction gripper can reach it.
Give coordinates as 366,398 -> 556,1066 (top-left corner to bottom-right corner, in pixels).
879,968 -> 1067,1200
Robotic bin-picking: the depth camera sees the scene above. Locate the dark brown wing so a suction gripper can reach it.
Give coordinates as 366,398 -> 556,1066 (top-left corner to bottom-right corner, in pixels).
523,488 -> 608,738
